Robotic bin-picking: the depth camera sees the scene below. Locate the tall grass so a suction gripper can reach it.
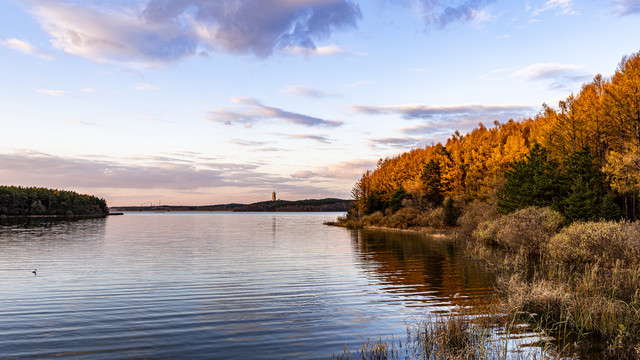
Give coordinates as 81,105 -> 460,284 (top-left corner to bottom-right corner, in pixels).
332,312 -> 550,360
472,210 -> 640,358
331,204 -> 640,357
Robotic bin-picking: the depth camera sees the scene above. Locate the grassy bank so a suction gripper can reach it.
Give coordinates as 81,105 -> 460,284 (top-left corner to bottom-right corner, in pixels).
470,207 -> 640,359
330,204 -> 640,358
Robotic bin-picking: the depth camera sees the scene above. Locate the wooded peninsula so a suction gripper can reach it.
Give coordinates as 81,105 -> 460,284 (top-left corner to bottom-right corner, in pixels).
0,186 -> 108,218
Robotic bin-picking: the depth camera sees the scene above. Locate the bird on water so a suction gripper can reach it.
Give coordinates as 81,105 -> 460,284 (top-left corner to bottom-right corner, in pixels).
32,269 -> 37,276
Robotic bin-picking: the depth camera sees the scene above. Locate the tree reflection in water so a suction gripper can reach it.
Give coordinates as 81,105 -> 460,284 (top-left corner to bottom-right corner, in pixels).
349,229 -> 498,311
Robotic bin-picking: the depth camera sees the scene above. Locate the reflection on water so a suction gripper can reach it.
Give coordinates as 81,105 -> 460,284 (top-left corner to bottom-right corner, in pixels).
350,229 -> 497,310
0,213 -> 505,359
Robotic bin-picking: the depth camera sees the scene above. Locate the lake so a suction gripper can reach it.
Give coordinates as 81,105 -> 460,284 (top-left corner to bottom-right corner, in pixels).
0,212 -> 499,359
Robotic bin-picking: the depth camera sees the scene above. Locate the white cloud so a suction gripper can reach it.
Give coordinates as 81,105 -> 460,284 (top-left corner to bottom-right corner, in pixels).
470,9 -> 495,25
231,139 -> 268,147
136,83 -> 162,91
205,97 -> 343,128
4,38 -> 37,53
368,137 -> 425,149
345,80 -> 371,87
71,119 -> 97,126
288,134 -> 332,144
613,0 -> 640,15
512,62 -> 591,90
351,103 -> 534,120
291,159 -> 378,180
0,150 -> 283,190
36,89 -> 66,96
284,44 -> 349,57
400,117 -> 491,144
0,150 -> 352,204
0,37 -> 53,60
512,63 -> 580,79
531,0 -> 575,16
27,0 -> 362,63
401,0 -> 497,28
282,85 -> 341,98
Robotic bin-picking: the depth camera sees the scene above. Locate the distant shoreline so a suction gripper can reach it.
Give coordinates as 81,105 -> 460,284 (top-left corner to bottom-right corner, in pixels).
110,198 -> 352,213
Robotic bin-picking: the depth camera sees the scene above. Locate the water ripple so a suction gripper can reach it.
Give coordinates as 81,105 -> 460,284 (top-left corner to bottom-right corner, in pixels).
0,213 -> 497,359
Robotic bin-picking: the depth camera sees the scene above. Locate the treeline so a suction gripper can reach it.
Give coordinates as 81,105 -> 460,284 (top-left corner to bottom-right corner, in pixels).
112,199 -> 352,213
113,204 -> 245,212
234,198 -> 352,212
0,186 -> 108,217
350,51 -> 640,222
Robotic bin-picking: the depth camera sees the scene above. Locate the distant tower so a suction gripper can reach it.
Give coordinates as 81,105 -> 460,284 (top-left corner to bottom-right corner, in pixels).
272,191 -> 276,201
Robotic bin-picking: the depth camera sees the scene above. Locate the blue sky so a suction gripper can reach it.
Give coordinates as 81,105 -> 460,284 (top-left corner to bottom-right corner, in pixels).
1,0 -> 640,206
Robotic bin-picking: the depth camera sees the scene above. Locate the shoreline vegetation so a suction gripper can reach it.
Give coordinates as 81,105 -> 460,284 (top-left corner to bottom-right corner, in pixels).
330,51 -> 640,359
330,211 -> 640,359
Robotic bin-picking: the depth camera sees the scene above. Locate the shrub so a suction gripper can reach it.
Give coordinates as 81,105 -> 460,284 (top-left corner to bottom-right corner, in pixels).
363,211 -> 385,227
546,221 -> 631,268
386,207 -> 422,229
421,207 -> 445,228
472,217 -> 502,246
473,207 -> 564,254
458,200 -> 499,236
624,221 -> 640,254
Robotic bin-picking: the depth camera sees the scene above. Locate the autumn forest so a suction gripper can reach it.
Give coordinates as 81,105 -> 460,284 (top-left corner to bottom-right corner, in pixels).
349,51 -> 640,223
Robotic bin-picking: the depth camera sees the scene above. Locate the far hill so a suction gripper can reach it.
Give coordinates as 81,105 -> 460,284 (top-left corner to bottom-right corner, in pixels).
233,198 -> 352,212
111,203 -> 245,212
111,198 -> 352,212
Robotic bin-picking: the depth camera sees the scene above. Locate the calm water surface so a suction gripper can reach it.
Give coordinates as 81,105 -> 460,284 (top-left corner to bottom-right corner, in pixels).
0,212 -> 498,359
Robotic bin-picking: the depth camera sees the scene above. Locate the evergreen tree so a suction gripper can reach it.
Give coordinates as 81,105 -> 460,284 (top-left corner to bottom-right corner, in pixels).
365,192 -> 385,214
559,147 -> 622,222
497,144 -> 561,213
443,197 -> 461,226
562,178 -> 599,222
561,147 -> 603,189
600,192 -> 622,220
421,159 -> 444,207
389,186 -> 407,212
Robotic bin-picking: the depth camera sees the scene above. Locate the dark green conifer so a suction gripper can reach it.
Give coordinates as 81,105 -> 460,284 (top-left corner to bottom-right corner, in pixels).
443,197 -> 461,226
562,178 -> 599,222
558,147 -> 621,222
389,186 -> 407,212
421,159 -> 444,207
365,192 -> 385,214
497,144 -> 561,213
600,192 -> 622,221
